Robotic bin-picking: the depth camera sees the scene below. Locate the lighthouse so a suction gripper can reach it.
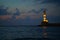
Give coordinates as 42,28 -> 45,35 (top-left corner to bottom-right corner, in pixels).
41,9 -> 48,24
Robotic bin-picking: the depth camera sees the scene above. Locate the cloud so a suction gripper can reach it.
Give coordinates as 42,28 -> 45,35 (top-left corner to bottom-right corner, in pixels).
40,0 -> 60,6
16,15 -> 27,19
0,6 -> 8,15
13,8 -> 20,15
0,15 -> 12,20
28,9 -> 44,14
16,13 -> 40,19
0,5 -> 21,15
34,0 -> 60,7
42,0 -> 60,3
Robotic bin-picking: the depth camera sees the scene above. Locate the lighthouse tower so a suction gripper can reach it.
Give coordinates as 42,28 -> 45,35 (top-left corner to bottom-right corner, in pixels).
41,9 -> 48,24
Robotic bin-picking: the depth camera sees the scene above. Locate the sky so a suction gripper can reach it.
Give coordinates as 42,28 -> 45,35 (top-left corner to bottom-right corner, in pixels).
0,0 -> 60,25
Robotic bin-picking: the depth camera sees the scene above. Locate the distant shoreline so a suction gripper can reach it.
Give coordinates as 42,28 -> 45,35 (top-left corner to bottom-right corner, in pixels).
0,23 -> 60,27
38,23 -> 60,26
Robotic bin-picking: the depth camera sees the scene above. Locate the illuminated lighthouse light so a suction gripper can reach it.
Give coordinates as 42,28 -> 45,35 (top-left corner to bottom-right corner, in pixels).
46,20 -> 48,22
41,9 -> 48,24
44,18 -> 46,20
43,15 -> 46,17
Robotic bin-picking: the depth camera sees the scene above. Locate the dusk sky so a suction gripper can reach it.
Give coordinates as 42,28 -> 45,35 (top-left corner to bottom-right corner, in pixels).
0,0 -> 60,25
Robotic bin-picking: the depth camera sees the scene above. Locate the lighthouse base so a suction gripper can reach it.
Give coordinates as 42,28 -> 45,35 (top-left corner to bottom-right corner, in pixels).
41,21 -> 48,25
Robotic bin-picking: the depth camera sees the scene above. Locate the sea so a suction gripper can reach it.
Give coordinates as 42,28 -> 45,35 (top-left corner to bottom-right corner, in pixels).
0,26 -> 60,40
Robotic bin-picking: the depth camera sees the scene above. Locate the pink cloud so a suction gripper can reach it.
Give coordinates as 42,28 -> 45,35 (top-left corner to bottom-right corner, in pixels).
16,13 -> 41,19
0,13 -> 41,20
16,14 -> 27,19
0,15 -> 12,20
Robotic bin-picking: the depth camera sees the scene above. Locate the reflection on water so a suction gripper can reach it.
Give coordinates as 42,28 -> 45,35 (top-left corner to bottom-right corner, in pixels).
0,26 -> 60,40
42,26 -> 48,38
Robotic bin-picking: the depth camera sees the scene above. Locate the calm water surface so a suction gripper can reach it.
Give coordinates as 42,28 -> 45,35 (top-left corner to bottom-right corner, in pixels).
0,26 -> 60,40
